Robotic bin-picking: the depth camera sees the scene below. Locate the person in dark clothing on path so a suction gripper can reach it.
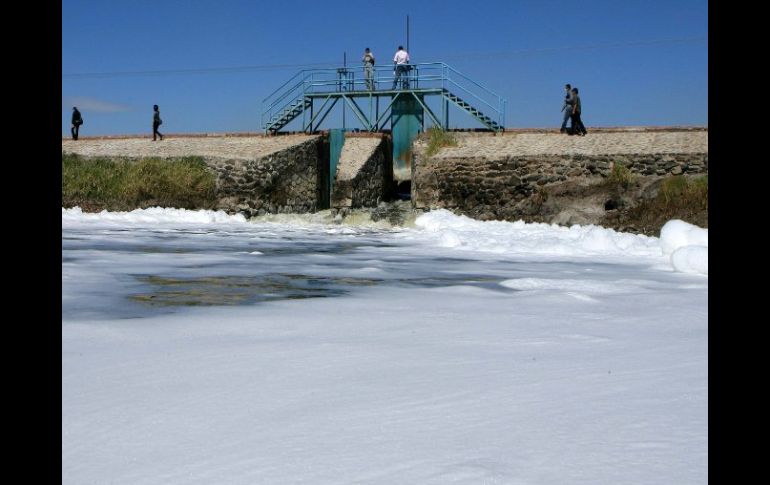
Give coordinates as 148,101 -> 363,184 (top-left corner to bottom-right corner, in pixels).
560,84 -> 573,133
570,88 -> 587,136
152,104 -> 163,141
71,107 -> 83,140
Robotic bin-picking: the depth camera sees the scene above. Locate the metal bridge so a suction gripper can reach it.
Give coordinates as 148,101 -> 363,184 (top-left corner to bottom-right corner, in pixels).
261,62 -> 506,134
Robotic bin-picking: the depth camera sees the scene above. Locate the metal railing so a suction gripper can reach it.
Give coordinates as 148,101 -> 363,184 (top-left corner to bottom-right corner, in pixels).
261,62 -> 506,131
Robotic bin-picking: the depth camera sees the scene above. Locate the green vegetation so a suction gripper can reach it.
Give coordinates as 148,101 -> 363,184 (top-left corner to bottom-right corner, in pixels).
601,174 -> 708,235
62,154 -> 217,211
603,161 -> 634,191
659,174 -> 708,208
424,126 -> 458,157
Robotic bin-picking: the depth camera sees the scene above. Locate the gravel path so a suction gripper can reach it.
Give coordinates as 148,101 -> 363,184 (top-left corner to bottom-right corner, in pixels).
62,135 -> 319,161
430,130 -> 707,158
61,129 -> 707,162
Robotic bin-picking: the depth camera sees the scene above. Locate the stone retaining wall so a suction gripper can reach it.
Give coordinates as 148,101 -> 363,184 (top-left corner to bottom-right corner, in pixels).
63,128 -> 708,224
331,136 -> 392,211
412,130 -> 708,222
62,134 -> 323,217
210,137 -> 323,216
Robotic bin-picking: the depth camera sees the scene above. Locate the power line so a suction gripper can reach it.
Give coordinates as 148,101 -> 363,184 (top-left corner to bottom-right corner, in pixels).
62,61 -> 340,79
62,36 -> 706,79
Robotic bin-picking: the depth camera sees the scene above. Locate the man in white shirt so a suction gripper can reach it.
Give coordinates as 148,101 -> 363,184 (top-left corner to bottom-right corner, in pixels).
392,46 -> 410,89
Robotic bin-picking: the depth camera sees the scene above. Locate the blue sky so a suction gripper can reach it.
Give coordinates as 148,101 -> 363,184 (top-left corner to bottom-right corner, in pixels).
62,0 -> 707,136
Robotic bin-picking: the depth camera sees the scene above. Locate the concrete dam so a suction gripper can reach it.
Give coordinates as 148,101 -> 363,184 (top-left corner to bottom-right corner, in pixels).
61,127 -> 707,226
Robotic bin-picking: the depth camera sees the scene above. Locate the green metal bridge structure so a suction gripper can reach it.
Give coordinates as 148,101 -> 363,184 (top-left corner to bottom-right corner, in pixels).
261,62 -> 506,182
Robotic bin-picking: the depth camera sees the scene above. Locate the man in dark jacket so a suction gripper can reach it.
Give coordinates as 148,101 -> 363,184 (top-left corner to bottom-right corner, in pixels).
71,107 -> 83,140
570,88 -> 587,136
152,104 -> 163,141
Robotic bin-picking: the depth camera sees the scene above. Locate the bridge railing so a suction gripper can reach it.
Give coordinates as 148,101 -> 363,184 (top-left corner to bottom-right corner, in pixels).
261,62 -> 506,130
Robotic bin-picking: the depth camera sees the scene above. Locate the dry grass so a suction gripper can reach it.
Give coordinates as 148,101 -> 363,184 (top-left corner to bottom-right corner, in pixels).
424,126 -> 458,157
62,154 -> 217,211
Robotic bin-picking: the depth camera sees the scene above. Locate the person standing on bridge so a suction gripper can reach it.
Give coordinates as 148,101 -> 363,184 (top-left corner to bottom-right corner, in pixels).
392,46 -> 410,90
152,104 -> 163,141
71,107 -> 83,140
560,84 -> 574,133
570,88 -> 587,136
362,48 -> 376,91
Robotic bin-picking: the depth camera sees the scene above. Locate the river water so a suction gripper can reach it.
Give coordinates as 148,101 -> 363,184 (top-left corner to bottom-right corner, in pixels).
62,207 -> 708,484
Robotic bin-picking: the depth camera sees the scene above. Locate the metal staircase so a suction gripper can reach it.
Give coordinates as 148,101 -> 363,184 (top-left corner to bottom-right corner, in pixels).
261,62 -> 506,133
265,98 -> 311,133
441,89 -> 502,132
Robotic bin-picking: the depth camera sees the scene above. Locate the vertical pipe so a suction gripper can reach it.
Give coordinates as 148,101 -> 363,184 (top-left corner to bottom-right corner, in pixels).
407,15 -> 410,54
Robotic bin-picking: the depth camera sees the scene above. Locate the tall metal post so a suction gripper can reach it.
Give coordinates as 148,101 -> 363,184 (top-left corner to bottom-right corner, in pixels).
407,15 -> 410,53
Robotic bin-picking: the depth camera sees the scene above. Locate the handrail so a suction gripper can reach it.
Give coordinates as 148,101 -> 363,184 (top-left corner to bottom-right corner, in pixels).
262,62 -> 506,130
444,64 -> 500,104
262,75 -> 313,128
445,78 -> 499,119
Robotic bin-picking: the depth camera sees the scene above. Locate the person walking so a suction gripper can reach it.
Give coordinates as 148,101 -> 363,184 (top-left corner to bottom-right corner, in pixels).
560,84 -> 573,133
362,48 -> 376,91
391,45 -> 410,90
152,104 -> 163,141
71,107 -> 83,140
570,88 -> 587,136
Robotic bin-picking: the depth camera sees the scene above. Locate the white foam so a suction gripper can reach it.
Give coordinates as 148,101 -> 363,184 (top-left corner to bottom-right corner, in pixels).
659,220 -> 708,275
660,219 -> 708,255
62,207 -> 708,484
61,207 -> 708,275
62,206 -> 248,227
671,245 -> 709,275
413,209 -> 661,259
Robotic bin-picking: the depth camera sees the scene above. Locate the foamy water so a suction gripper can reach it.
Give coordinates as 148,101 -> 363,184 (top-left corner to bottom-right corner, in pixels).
62,207 -> 707,484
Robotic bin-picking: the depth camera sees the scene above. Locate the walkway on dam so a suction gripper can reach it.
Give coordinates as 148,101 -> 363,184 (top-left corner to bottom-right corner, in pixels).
61,134 -> 318,161
61,128 -> 707,161
421,129 -> 707,159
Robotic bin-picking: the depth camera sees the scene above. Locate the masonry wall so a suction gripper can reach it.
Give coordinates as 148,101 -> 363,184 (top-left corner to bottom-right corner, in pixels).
331,135 -> 392,212
62,134 -> 323,218
62,129 -> 708,224
411,130 -> 708,222
209,137 -> 323,217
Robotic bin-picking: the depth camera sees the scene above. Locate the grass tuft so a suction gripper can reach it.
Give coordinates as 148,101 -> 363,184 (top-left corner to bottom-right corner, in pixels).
424,126 -> 458,157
